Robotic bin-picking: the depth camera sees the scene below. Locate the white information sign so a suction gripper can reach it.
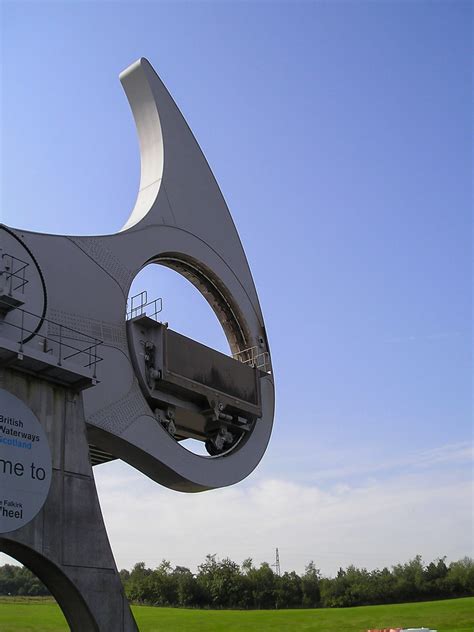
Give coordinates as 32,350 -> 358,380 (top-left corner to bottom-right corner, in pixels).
0,388 -> 52,533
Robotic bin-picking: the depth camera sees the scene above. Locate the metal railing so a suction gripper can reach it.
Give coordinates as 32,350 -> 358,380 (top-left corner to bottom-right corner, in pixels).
0,299 -> 103,378
126,290 -> 163,321
233,345 -> 271,373
1,253 -> 29,295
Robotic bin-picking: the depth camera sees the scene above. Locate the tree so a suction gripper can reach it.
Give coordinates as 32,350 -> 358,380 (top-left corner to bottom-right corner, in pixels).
173,566 -> 200,607
197,555 -> 243,608
0,564 -> 49,597
146,560 -> 178,606
320,567 -> 353,607
119,568 -> 130,584
301,561 -> 321,607
125,562 -> 154,603
392,555 -> 425,602
446,557 -> 474,595
250,563 -> 277,609
275,571 -> 302,608
3,553 -> 471,609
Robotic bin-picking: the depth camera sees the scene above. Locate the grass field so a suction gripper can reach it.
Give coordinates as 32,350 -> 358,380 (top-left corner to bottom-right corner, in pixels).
0,596 -> 472,631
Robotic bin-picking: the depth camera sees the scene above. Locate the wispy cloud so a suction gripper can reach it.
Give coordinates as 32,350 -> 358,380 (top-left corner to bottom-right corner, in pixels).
383,331 -> 467,344
314,440 -> 473,480
262,440 -> 473,486
89,442 -> 472,575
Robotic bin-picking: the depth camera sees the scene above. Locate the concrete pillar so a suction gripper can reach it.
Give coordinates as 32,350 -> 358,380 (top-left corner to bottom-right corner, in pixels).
0,368 -> 138,632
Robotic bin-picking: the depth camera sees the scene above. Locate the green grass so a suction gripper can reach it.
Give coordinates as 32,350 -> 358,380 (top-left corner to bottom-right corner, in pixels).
0,596 -> 472,631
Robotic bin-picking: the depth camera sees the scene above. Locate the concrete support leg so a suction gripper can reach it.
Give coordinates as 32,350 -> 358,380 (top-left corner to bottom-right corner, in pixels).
0,369 -> 138,632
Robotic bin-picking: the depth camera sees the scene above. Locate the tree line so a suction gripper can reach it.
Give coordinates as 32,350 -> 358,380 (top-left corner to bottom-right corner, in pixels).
0,555 -> 472,609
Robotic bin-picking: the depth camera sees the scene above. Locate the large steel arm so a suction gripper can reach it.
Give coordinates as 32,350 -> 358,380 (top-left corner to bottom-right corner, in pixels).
1,58 -> 274,492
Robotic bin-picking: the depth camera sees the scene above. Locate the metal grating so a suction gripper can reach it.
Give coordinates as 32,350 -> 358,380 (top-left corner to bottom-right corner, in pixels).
88,444 -> 117,467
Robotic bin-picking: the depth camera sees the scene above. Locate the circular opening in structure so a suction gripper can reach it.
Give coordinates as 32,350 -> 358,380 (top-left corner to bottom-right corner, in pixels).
128,263 -> 230,355
126,263 -> 249,458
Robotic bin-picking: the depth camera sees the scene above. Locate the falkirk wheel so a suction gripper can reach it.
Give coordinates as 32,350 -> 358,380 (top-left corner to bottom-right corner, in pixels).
0,58 -> 274,631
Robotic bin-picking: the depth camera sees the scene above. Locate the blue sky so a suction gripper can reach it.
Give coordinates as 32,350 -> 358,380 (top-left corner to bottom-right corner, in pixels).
1,1 -> 472,574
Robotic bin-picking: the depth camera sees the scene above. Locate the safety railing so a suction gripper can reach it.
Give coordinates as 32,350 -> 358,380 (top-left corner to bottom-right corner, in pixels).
126,290 -> 163,321
1,253 -> 29,295
0,299 -> 103,378
233,345 -> 271,373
